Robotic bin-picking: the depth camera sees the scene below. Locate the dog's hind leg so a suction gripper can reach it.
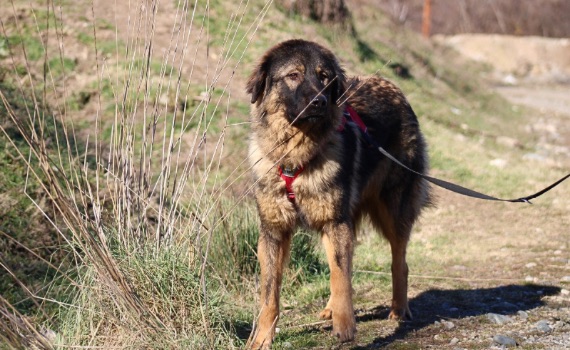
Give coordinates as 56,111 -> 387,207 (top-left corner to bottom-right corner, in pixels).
321,223 -> 356,342
388,234 -> 412,320
250,230 -> 292,349
373,201 -> 413,321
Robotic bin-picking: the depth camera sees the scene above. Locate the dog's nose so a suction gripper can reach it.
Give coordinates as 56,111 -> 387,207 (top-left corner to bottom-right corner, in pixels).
311,95 -> 327,108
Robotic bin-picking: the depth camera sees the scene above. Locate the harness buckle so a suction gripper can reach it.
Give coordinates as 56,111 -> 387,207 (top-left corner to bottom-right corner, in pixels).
280,165 -> 298,178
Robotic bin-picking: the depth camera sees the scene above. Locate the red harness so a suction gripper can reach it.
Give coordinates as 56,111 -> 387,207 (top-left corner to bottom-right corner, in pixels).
278,105 -> 367,202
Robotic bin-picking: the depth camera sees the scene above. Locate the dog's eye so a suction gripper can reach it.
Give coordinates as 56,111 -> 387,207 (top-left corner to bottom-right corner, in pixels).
319,72 -> 329,83
286,72 -> 300,81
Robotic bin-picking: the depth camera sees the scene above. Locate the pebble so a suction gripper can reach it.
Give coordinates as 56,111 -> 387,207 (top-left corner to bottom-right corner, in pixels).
282,342 -> 292,348
490,158 -> 507,168
499,302 -> 518,310
450,337 -> 460,345
486,313 -> 513,325
551,257 -> 569,264
496,136 -> 520,148
517,310 -> 529,320
40,328 -> 57,344
535,320 -> 552,332
442,320 -> 455,329
525,262 -> 537,268
560,276 -> 570,283
561,289 -> 570,295
525,275 -> 538,282
523,153 -> 548,162
493,334 -> 517,347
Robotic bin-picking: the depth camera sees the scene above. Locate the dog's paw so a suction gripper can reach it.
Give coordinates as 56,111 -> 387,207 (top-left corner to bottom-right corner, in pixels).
388,305 -> 413,321
248,338 -> 271,350
332,312 -> 356,342
319,308 -> 333,320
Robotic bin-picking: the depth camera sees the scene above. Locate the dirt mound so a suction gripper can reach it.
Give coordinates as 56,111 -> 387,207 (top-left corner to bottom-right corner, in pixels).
434,34 -> 570,85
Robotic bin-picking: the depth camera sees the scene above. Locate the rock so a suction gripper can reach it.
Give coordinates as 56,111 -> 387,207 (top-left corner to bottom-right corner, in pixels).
450,337 -> 460,345
560,276 -> 570,283
525,275 -> 538,282
523,153 -> 548,162
490,158 -> 508,168
535,320 -> 552,332
525,262 -> 537,268
451,107 -> 462,115
487,313 -> 513,325
496,136 -> 520,148
442,320 -> 455,329
282,342 -> 293,348
502,74 -> 518,85
40,328 -> 57,344
561,289 -> 570,295
517,310 -> 529,320
493,334 -> 517,347
499,302 -> 518,310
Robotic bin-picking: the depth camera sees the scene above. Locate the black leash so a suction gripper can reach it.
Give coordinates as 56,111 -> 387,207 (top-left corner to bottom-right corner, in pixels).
345,106 -> 570,204
374,141 -> 570,204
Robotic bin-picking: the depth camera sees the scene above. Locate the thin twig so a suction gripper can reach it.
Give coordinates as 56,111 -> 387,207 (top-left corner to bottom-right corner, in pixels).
355,270 -> 525,282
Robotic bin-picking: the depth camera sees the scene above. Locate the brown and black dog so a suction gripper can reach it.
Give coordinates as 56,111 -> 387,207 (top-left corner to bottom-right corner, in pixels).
246,39 -> 431,348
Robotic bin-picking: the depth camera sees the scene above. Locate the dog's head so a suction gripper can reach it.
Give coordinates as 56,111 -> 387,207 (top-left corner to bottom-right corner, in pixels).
246,39 -> 346,128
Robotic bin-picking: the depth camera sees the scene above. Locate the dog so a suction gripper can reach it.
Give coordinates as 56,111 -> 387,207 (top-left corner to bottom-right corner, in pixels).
246,39 -> 431,348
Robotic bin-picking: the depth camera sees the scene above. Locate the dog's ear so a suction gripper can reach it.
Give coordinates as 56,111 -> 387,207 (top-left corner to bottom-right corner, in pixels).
246,58 -> 271,104
331,60 -> 347,105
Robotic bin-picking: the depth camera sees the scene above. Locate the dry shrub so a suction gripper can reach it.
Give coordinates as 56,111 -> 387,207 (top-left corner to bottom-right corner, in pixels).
0,0 -> 276,348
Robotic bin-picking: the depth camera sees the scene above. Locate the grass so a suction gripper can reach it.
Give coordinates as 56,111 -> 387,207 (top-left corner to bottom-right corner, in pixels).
1,0 -> 568,349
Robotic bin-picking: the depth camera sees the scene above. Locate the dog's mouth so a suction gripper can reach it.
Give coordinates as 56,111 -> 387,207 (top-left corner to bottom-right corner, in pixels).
292,113 -> 324,124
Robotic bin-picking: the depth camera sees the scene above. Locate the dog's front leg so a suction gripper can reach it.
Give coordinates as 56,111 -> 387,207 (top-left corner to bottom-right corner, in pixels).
321,223 -> 356,342
250,228 -> 292,349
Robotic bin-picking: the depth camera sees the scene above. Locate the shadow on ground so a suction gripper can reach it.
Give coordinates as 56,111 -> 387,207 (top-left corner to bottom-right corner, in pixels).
352,284 -> 561,349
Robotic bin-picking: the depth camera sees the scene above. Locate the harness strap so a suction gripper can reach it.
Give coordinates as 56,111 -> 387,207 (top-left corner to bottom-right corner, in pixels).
337,105 -> 367,133
278,165 -> 304,201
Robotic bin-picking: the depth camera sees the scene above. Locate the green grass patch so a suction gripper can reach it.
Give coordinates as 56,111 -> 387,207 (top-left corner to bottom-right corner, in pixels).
7,35 -> 44,61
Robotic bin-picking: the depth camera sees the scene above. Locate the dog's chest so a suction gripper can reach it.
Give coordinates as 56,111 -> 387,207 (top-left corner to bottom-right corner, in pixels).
291,171 -> 343,229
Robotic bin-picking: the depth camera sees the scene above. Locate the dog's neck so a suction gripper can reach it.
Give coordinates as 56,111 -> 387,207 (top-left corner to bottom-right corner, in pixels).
251,108 -> 342,169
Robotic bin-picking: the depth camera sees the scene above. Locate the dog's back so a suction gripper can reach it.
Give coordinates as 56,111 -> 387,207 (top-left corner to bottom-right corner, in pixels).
345,76 -> 431,234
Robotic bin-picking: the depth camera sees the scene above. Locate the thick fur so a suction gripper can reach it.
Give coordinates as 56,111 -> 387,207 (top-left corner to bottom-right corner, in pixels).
246,39 -> 431,349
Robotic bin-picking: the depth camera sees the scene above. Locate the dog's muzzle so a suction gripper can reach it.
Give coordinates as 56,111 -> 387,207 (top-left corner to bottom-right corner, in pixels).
293,95 -> 328,124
